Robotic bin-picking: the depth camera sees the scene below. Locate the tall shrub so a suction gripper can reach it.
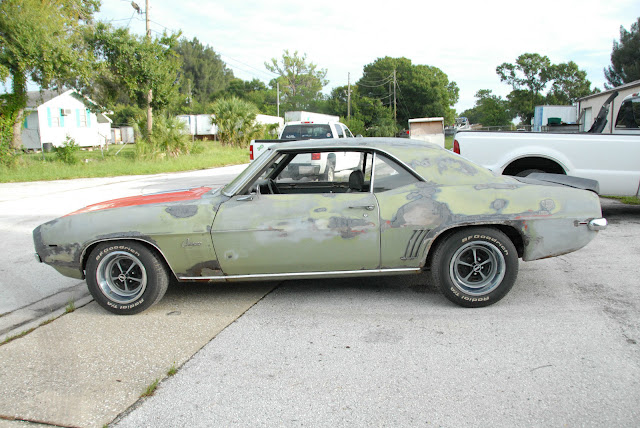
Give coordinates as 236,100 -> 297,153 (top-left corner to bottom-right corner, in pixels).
134,114 -> 192,159
211,97 -> 263,147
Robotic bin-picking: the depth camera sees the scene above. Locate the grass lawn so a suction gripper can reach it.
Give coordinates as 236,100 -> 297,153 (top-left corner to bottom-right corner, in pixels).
603,196 -> 640,205
0,141 -> 249,183
445,135 -> 453,150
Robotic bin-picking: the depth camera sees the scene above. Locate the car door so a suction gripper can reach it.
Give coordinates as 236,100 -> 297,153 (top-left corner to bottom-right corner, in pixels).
211,151 -> 380,276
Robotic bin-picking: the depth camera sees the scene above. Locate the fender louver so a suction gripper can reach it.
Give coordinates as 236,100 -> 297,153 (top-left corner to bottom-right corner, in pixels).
401,229 -> 430,260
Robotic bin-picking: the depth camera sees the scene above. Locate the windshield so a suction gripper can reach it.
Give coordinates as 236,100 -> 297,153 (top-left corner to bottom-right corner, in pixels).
281,124 -> 333,139
222,152 -> 273,196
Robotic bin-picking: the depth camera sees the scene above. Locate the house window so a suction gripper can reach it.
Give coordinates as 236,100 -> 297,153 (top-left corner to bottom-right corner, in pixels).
51,116 -> 60,127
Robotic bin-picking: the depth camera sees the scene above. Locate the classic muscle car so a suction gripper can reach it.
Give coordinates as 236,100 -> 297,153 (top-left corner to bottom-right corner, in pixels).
33,138 -> 607,314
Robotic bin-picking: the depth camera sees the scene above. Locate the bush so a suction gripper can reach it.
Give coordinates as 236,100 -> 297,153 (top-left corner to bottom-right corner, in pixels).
55,137 -> 80,164
134,114 -> 192,159
0,108 -> 18,167
211,97 -> 263,147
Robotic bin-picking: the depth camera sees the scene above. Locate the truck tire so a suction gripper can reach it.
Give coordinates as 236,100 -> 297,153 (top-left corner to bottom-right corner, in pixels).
323,163 -> 335,181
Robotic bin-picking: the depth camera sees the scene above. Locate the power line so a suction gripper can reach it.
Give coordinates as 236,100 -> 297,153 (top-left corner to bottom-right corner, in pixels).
357,76 -> 394,88
357,73 -> 394,86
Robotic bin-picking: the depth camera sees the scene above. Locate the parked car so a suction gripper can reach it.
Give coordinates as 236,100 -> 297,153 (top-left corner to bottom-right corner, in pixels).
33,138 -> 606,315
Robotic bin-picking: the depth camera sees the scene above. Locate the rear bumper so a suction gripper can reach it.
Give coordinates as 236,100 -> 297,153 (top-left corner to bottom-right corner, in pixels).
588,218 -> 608,231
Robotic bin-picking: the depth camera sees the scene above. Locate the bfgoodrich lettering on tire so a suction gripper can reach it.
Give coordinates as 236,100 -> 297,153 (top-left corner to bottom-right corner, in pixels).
86,241 -> 169,315
431,227 -> 518,308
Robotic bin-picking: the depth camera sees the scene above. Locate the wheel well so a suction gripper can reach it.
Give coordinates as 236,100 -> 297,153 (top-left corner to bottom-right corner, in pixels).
81,238 -> 174,278
424,225 -> 524,269
502,157 -> 565,176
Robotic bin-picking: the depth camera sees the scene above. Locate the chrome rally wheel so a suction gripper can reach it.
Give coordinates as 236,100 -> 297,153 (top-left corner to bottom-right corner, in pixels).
449,241 -> 506,296
96,251 -> 148,304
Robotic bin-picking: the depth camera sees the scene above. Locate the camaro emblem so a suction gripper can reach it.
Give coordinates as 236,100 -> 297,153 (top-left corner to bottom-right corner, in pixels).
182,238 -> 202,248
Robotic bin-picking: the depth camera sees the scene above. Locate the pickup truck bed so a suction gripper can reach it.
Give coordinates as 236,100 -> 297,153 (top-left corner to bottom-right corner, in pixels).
453,131 -> 640,197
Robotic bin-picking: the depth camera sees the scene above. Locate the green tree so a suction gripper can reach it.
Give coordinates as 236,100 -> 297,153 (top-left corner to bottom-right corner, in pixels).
604,17 -> 640,88
215,78 -> 278,115
496,53 -> 552,124
88,23 -> 182,132
211,97 -> 263,147
460,90 -> 513,127
497,53 -> 596,124
358,57 -> 458,127
0,0 -> 99,149
265,50 -> 328,111
547,61 -> 596,104
174,37 -> 234,105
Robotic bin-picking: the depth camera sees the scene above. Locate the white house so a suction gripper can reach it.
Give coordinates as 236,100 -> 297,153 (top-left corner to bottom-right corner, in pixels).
21,89 -> 112,150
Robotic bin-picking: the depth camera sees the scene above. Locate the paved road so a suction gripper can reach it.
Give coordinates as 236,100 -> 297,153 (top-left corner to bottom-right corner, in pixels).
114,199 -> 640,427
0,165 -> 246,316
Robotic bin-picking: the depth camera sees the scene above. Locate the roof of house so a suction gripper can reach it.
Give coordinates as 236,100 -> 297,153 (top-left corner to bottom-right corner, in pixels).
26,89 -> 69,108
578,79 -> 640,102
26,90 -> 110,122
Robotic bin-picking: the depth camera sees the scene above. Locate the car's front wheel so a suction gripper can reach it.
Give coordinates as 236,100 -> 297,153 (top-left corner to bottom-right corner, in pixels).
430,227 -> 518,307
86,241 -> 169,315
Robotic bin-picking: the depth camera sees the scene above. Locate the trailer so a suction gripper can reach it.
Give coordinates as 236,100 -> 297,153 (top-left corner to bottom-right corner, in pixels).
284,111 -> 339,123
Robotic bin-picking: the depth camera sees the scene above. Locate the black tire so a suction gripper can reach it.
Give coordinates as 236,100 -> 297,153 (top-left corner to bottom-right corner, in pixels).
86,241 -> 169,315
323,164 -> 335,181
430,227 -> 518,308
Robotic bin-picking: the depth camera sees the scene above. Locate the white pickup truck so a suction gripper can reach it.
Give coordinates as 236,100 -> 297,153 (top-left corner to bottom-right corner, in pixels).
250,121 -> 355,180
453,92 -> 640,197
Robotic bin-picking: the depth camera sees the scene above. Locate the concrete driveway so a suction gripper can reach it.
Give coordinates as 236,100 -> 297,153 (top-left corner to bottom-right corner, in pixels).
109,199 -> 640,428
0,174 -> 637,428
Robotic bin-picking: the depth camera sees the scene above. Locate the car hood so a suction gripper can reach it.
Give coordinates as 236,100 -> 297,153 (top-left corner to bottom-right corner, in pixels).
64,186 -> 217,216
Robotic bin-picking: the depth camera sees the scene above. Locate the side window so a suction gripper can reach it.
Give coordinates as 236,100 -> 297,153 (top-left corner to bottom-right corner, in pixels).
615,98 -> 640,129
334,124 -> 344,138
372,154 -> 420,192
250,151 -> 373,194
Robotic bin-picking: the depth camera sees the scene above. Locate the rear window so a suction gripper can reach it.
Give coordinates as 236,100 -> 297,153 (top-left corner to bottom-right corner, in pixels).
281,124 -> 333,139
615,98 -> 640,129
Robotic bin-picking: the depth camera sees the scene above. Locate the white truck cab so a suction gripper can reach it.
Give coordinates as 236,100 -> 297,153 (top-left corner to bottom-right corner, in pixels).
249,120 -> 355,180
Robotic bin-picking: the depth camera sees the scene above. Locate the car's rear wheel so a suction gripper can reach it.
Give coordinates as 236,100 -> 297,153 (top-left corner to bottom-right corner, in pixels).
86,241 -> 169,315
431,227 -> 518,307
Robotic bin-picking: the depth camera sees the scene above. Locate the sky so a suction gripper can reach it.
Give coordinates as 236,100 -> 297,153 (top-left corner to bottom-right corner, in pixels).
86,1 -> 640,114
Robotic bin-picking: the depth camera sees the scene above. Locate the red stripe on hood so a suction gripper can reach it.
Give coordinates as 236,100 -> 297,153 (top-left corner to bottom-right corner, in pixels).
65,186 -> 212,216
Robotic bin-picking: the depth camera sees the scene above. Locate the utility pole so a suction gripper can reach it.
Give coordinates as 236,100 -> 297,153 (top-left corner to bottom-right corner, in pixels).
145,0 -> 153,135
277,82 -> 280,117
347,72 -> 351,120
393,69 -> 397,121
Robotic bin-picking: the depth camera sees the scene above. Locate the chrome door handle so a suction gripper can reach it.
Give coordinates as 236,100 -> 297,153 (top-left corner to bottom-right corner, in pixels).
348,205 -> 375,211
237,195 -> 254,201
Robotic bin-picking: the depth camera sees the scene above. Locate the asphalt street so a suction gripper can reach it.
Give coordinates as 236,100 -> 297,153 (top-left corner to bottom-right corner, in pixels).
113,199 -> 640,428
